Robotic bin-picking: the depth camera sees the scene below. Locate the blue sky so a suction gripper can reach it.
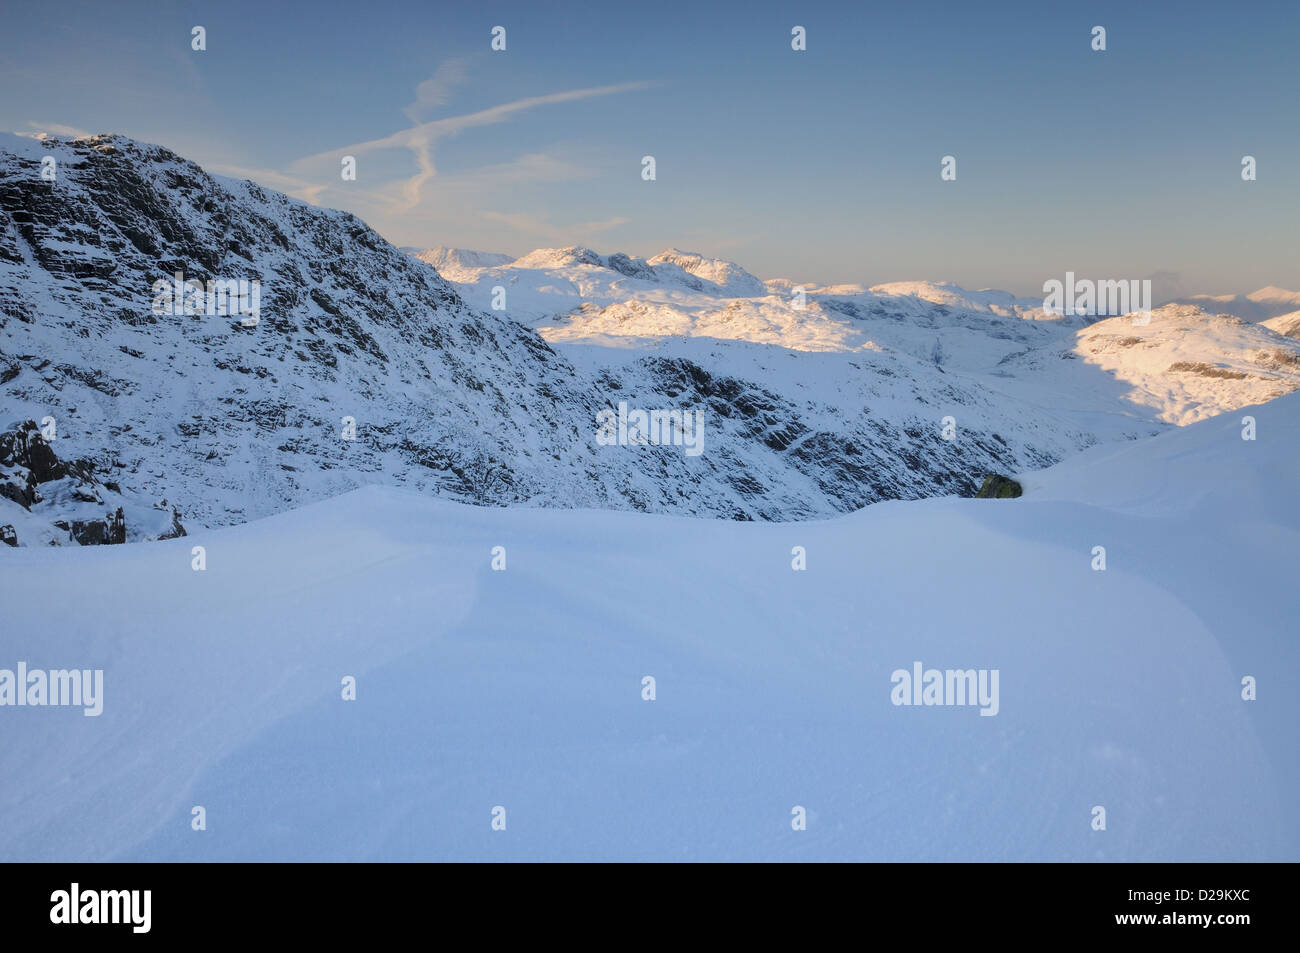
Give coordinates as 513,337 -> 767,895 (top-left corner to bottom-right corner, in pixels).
2,0 -> 1297,295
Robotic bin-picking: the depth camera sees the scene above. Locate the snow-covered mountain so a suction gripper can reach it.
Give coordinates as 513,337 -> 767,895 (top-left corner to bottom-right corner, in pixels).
4,388 -> 1296,861
1171,286 -> 1300,324
1,133 -> 1151,544
408,244 -> 1300,423
3,132 -> 1298,547
1074,305 -> 1300,425
404,246 -> 514,281
0,132 -> 639,542
647,248 -> 767,296
1262,310 -> 1300,339
866,280 -> 1052,320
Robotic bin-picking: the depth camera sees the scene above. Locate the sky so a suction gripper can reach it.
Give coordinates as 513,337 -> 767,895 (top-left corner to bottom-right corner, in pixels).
1,0 -> 1297,296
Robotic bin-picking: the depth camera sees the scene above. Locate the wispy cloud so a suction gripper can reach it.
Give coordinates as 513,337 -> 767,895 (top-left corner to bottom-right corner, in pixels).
359,152 -> 591,212
482,211 -> 630,241
403,58 -> 472,123
291,77 -> 657,211
21,121 -> 95,139
209,164 -> 329,206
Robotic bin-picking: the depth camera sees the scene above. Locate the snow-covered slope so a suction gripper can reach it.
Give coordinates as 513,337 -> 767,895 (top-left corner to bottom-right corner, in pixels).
2,390 -> 1295,861
647,248 -> 767,296
0,133 -> 631,537
1262,310 -> 1300,339
1073,304 -> 1300,424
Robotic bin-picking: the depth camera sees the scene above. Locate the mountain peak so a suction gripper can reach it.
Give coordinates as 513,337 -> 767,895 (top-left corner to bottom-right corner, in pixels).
646,248 -> 765,296
408,246 -> 513,277
512,246 -> 605,269
1248,286 -> 1300,303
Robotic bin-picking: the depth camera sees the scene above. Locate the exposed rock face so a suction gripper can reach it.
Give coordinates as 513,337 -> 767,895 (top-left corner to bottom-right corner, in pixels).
1,419 -> 63,507
56,507 -> 125,545
0,419 -> 184,545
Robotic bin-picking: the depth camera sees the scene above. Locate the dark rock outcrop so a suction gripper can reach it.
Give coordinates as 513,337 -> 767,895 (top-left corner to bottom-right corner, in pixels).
975,474 -> 1023,499
0,419 -> 184,545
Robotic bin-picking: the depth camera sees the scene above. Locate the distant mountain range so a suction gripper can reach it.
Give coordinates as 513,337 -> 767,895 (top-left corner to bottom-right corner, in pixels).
1170,286 -> 1300,324
405,243 -> 1300,427
3,132 -> 1299,545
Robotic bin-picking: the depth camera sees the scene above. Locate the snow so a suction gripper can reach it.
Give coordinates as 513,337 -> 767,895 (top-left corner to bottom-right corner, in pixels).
867,280 -> 1051,319
1172,287 -> 1300,324
3,129 -> 1297,863
16,135 -> 1047,533
2,391 -> 1296,861
646,248 -> 767,297
1262,310 -> 1300,339
406,246 -> 515,281
411,246 -> 1300,429
1071,305 -> 1300,425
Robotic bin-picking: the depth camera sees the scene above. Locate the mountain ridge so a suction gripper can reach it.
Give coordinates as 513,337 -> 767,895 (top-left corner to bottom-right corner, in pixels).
1,133 -> 1135,543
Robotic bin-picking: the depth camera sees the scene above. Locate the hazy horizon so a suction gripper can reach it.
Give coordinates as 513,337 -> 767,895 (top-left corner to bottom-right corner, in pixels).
3,0 -> 1297,298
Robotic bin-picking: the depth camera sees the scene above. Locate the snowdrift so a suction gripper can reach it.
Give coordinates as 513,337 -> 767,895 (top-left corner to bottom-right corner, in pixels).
1,393 -> 1296,861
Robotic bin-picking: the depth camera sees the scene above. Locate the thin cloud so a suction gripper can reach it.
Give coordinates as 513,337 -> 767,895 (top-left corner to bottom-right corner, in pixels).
327,151 -> 594,225
291,80 -> 657,211
22,121 -> 95,139
483,211 -> 630,241
403,58 -> 472,123
209,164 -> 329,206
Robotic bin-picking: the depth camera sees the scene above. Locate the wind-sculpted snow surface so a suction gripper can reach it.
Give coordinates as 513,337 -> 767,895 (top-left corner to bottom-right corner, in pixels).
2,134 -> 1131,539
1,392 -> 1295,861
